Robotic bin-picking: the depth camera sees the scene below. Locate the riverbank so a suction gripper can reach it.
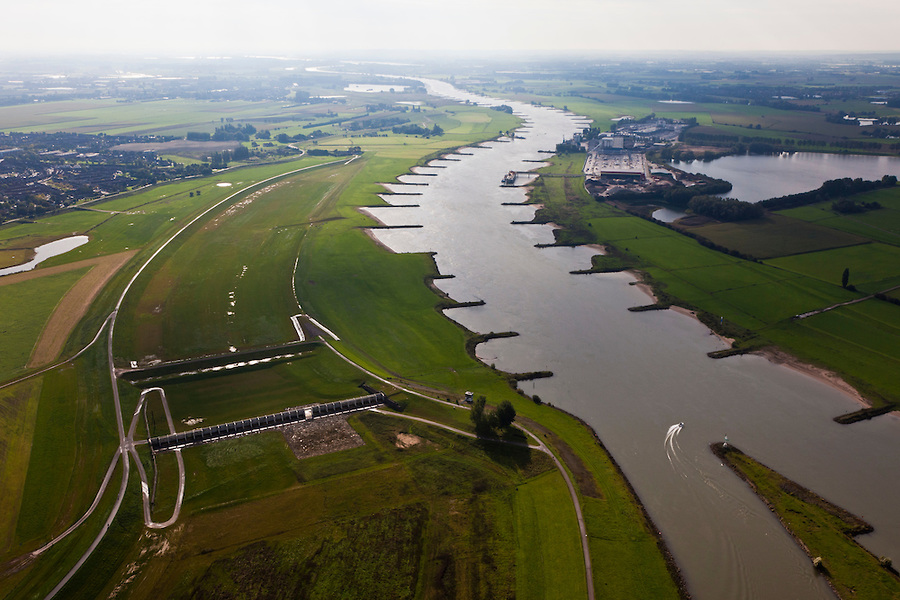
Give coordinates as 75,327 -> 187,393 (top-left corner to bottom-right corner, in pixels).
712,442 -> 900,600
529,152 -> 900,419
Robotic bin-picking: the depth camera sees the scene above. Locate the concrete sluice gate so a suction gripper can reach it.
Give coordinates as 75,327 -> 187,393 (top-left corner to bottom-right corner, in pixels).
149,393 -> 385,452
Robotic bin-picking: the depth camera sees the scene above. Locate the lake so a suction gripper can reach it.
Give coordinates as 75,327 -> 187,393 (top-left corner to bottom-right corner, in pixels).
673,152 -> 900,203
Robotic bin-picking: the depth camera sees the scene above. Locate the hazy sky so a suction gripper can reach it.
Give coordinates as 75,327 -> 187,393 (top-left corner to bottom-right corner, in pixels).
5,0 -> 900,57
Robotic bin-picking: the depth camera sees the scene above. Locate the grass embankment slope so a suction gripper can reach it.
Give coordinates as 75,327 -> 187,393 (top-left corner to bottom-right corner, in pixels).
714,443 -> 900,600
0,155 -> 366,597
530,153 -> 900,413
2,103 -> 683,598
121,152 -> 677,595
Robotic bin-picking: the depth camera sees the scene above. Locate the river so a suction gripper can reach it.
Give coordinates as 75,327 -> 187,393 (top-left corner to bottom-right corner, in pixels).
364,78 -> 900,599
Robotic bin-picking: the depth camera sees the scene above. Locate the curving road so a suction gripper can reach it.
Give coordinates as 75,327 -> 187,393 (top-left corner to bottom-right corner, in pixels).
41,157 -> 357,599
32,151 -> 594,600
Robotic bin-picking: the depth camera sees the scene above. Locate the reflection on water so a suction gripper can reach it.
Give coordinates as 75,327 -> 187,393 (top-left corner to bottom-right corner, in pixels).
0,235 -> 89,277
651,207 -> 687,223
364,76 -> 900,599
673,152 -> 900,203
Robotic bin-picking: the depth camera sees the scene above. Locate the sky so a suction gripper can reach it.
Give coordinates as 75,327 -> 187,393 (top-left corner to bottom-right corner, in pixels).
4,0 -> 900,58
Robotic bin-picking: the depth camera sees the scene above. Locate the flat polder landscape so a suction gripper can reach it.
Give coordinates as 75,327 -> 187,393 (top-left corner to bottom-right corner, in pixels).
1,53 -> 899,600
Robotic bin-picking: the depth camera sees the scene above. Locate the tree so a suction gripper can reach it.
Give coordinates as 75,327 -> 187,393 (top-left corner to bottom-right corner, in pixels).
470,395 -> 490,434
842,267 -> 850,289
493,400 -> 516,429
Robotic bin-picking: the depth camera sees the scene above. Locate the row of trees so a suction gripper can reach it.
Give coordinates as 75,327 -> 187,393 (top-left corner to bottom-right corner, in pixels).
391,123 -> 444,137
687,195 -> 764,221
760,176 -> 897,211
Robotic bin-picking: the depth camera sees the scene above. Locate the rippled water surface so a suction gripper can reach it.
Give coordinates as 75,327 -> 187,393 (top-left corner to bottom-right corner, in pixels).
364,78 -> 900,599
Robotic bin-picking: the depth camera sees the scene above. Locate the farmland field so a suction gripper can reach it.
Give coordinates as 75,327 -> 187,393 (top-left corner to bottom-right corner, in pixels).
766,243 -> 900,293
779,186 -> 900,246
0,267 -> 87,380
690,214 -> 869,259
534,152 -> 900,408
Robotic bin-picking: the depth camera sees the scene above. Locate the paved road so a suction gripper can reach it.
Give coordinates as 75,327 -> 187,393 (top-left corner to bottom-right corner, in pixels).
795,283 -> 900,320
127,387 -> 185,529
42,158 -> 357,600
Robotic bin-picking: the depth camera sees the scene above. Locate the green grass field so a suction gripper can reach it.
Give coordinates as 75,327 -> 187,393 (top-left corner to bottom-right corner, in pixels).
766,243 -> 900,293
533,153 -> 900,409
0,94 -> 687,599
0,267 -> 88,380
148,348 -> 373,427
691,214 -> 869,259
778,187 -> 900,246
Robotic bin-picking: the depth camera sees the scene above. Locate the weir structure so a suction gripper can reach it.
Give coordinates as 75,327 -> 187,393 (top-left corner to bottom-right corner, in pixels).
148,392 -> 386,453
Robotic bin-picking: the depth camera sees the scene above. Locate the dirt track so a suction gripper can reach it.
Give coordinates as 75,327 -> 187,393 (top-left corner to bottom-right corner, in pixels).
6,251 -> 137,367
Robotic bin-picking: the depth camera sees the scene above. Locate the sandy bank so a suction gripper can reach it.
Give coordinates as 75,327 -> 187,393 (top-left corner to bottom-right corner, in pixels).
627,269 -> 868,408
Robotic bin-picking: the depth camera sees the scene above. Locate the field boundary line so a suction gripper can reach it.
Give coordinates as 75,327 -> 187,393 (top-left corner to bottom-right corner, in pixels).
43,156 -> 356,599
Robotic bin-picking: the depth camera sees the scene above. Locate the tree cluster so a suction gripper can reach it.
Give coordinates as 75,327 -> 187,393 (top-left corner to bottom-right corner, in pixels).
391,123 -> 444,137
760,176 -> 897,211
831,198 -> 882,214
470,396 -> 516,435
688,195 -> 764,221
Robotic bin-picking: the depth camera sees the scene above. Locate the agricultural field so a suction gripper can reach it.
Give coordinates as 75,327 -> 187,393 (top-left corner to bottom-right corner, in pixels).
690,213 -> 869,259
0,267 -> 88,380
0,75 -> 683,600
779,186 -> 900,245
463,66 -> 900,154
767,243 -> 900,293
531,153 -> 900,408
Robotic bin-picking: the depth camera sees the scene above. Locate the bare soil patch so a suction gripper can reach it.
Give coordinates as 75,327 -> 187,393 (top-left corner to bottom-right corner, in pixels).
395,432 -> 421,449
755,346 -> 868,407
21,251 -> 136,367
282,414 -> 365,460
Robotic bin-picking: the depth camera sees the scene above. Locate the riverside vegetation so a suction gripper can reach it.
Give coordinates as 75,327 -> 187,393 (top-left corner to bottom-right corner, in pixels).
0,66 -> 683,600
529,153 -> 900,419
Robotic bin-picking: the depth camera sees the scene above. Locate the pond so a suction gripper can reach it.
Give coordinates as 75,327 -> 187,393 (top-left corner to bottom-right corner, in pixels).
0,235 -> 89,277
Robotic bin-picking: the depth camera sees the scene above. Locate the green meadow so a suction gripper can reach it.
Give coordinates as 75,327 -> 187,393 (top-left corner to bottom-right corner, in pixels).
0,267 -> 88,380
532,153 -> 900,408
691,214 -> 869,259
1,94 -> 684,600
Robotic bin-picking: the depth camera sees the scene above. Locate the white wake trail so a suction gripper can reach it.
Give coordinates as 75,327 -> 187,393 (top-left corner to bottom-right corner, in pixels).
665,422 -> 684,470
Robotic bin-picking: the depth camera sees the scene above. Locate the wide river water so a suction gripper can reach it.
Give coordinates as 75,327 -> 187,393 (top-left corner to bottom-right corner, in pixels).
364,79 -> 900,599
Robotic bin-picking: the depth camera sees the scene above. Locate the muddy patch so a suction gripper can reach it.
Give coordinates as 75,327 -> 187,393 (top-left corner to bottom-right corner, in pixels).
282,414 -> 365,460
395,432 -> 421,449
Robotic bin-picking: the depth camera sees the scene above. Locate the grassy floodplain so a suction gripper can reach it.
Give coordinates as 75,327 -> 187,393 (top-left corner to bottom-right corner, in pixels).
714,443 -> 900,599
1,89 -> 683,600
528,153 -> 900,411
